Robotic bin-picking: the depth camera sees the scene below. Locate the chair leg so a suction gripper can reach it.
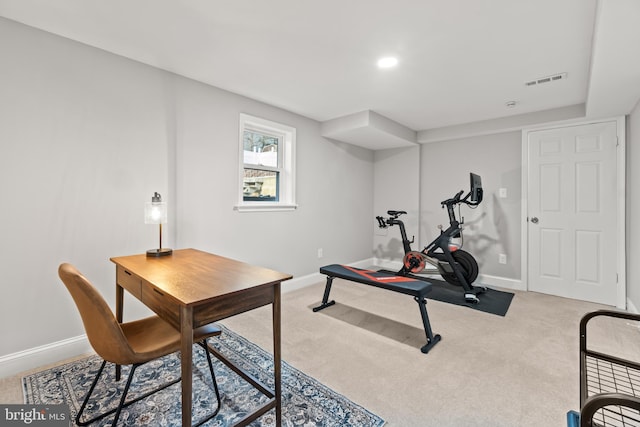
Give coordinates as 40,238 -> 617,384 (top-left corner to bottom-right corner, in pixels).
76,359 -> 107,426
76,361 -> 139,426
77,361 -> 181,426
194,339 -> 223,427
111,364 -> 139,426
77,345 -> 221,427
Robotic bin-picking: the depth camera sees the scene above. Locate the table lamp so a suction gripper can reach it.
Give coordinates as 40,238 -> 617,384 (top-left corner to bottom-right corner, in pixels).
144,192 -> 172,257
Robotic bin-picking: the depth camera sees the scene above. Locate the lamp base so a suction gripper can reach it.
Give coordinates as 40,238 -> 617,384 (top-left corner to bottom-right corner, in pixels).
146,248 -> 173,257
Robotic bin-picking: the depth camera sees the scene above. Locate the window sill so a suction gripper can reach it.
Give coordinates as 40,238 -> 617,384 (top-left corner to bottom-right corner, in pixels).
234,203 -> 298,213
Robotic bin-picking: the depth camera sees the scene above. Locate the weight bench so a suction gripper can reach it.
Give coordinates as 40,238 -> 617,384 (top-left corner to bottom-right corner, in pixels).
313,264 -> 441,353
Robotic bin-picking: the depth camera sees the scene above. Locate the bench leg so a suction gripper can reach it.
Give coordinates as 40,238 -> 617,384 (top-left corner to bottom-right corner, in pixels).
415,296 -> 441,353
312,276 -> 336,312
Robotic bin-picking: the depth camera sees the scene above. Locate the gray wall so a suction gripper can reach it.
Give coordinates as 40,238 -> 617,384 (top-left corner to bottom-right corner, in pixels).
627,102 -> 640,310
0,18 -> 172,355
0,18 -> 374,358
172,78 -> 375,275
373,146 -> 420,265
419,132 -> 522,281
370,132 -> 523,284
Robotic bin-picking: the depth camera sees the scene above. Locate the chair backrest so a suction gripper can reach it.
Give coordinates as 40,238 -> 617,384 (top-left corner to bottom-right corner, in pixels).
58,263 -> 136,364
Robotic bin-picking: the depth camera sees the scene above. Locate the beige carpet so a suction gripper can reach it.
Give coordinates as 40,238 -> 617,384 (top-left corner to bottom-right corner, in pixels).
4,277 -> 640,426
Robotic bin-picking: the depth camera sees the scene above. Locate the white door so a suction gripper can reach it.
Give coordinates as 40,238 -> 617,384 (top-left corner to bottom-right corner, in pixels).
527,121 -> 619,306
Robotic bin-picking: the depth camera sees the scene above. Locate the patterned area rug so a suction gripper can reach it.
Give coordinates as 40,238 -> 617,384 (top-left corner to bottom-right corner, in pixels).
23,324 -> 384,426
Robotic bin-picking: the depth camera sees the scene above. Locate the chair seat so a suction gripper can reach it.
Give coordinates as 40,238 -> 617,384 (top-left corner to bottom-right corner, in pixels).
119,317 -> 179,363
194,323 -> 223,342
120,317 -> 222,365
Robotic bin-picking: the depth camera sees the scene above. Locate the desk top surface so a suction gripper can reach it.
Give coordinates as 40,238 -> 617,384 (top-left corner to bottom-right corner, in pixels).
111,248 -> 292,306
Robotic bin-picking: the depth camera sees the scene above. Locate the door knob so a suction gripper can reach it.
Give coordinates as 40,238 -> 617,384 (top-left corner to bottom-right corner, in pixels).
530,217 -> 539,224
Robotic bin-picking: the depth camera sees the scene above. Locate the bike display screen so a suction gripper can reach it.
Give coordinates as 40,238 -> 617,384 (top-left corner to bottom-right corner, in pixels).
470,173 -> 483,203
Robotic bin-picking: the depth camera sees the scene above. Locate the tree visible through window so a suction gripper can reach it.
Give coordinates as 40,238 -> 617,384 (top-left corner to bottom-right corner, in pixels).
237,114 -> 296,211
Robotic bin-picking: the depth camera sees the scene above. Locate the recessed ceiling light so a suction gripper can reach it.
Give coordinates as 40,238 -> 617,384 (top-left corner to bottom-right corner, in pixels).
377,57 -> 398,68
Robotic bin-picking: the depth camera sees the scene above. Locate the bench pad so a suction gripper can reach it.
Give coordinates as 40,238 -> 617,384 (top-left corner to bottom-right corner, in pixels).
319,264 -> 431,298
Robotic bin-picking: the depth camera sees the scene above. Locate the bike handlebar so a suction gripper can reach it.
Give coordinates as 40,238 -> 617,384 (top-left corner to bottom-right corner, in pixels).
441,189 -> 482,208
376,210 -> 407,228
380,187 -> 479,228
441,190 -> 465,207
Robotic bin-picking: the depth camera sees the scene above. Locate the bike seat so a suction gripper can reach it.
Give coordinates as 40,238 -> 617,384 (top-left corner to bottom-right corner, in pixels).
387,210 -> 407,216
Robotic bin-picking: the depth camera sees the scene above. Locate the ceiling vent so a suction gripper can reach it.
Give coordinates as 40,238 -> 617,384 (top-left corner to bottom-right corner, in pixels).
525,72 -> 567,87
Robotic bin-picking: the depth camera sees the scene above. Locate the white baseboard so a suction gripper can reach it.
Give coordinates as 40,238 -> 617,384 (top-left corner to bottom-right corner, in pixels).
477,274 -> 525,291
372,258 -> 402,271
0,335 -> 92,379
282,271 -> 324,293
348,257 -> 377,269
282,258 -> 376,293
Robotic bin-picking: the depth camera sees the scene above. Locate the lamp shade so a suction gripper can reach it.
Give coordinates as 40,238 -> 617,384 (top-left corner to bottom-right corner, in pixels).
144,192 -> 167,224
145,192 -> 172,257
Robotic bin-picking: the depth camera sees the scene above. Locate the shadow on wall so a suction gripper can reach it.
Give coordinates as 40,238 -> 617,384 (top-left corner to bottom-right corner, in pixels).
451,211 -> 498,272
462,194 -> 511,275
374,238 -> 405,261
465,234 -> 498,272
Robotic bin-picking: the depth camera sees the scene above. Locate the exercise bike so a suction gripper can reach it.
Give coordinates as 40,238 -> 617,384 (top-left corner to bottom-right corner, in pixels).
376,173 -> 486,303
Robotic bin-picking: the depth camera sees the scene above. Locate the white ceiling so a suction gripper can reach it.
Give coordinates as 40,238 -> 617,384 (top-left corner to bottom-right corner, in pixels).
1,0 -> 639,147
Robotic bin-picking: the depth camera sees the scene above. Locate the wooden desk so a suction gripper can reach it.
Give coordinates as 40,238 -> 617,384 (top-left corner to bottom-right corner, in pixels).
110,248 -> 292,426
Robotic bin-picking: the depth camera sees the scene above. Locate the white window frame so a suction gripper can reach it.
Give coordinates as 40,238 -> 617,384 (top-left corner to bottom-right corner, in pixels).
235,113 -> 297,212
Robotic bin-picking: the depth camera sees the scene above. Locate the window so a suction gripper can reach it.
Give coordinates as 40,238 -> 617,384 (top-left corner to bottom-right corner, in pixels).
236,114 -> 296,211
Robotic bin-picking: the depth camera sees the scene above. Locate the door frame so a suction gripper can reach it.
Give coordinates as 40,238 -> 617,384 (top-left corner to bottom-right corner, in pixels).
520,116 -> 626,309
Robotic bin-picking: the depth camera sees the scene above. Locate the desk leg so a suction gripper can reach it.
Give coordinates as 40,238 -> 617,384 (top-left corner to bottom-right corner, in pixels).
273,283 -> 282,427
115,285 -> 124,381
181,305 -> 194,427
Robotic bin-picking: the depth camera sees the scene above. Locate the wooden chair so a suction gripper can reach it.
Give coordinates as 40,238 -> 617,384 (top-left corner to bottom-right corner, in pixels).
58,263 -> 223,426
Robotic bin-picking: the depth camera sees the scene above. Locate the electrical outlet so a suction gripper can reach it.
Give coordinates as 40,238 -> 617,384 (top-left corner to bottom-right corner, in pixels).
499,188 -> 507,198
317,248 -> 323,258
499,253 -> 507,264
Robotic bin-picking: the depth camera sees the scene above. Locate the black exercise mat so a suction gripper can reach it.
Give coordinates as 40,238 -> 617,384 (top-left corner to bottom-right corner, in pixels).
378,270 -> 514,316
